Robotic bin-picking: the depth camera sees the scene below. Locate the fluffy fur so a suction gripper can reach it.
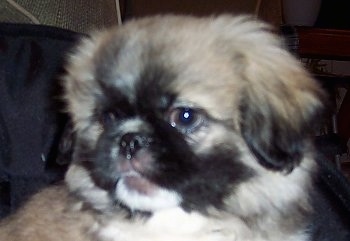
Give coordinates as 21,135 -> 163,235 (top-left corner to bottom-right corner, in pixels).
0,15 -> 347,241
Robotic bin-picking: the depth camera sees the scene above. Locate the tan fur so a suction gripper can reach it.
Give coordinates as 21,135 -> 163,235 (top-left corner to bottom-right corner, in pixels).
0,186 -> 95,241
0,15 -> 324,241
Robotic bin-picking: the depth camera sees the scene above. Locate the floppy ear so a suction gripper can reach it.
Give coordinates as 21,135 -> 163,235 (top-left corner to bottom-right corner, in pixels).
56,120 -> 76,166
239,47 -> 326,172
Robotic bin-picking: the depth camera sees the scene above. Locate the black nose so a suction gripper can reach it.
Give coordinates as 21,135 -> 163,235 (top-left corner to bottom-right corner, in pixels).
119,133 -> 148,159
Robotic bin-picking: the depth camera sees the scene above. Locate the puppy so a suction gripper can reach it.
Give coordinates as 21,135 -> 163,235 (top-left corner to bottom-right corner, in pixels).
0,15 -> 348,241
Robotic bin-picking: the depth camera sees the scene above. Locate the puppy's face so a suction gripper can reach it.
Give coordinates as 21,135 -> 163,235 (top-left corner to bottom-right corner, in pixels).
64,16 -> 324,215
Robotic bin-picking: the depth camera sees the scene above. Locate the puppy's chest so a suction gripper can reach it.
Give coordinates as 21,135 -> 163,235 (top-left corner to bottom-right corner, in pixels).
92,208 -> 310,241
93,208 -> 246,241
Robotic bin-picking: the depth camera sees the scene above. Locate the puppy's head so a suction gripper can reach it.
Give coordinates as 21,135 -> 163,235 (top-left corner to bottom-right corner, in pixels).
63,15 -> 325,215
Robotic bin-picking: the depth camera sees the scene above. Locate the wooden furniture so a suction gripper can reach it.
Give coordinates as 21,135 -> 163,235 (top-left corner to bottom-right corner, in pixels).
291,27 -> 350,175
294,27 -> 350,144
296,27 -> 350,60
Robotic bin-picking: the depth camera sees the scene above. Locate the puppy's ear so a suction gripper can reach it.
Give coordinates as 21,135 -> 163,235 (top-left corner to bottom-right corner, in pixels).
239,45 -> 326,172
56,120 -> 75,166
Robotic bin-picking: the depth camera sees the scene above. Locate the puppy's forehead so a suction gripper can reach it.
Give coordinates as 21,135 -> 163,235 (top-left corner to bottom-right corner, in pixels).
92,16 -> 244,117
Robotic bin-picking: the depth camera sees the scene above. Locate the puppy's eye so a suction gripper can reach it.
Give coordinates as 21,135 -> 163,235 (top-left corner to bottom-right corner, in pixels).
99,112 -> 117,126
169,107 -> 205,133
99,109 -> 126,126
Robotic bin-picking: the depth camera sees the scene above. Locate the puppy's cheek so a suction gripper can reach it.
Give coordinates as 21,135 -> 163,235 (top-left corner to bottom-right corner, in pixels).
76,123 -> 104,149
73,135 -> 121,190
175,146 -> 254,211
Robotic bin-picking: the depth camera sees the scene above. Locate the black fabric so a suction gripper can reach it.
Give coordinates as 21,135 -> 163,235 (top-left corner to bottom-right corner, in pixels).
313,153 -> 350,238
0,23 -> 82,218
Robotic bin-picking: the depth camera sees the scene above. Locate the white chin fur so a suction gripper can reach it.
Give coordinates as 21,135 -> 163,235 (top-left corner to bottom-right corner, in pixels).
116,179 -> 182,212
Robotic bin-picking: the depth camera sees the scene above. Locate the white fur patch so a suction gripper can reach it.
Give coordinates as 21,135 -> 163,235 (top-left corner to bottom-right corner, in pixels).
96,208 -> 245,241
116,178 -> 181,212
96,207 -> 309,241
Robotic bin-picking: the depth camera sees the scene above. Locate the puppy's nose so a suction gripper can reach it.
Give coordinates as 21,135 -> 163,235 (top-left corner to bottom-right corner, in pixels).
119,133 -> 147,159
